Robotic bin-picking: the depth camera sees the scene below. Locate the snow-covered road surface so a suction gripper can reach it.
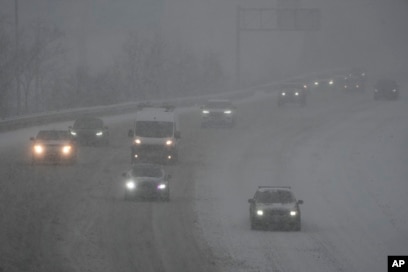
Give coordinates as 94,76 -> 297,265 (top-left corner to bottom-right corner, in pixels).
0,89 -> 407,271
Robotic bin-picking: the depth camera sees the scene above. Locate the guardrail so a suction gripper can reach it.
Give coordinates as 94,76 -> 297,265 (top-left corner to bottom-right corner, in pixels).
0,69 -> 347,132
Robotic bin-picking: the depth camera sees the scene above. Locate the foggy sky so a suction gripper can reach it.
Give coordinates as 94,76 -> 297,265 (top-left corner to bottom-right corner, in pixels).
1,0 -> 407,82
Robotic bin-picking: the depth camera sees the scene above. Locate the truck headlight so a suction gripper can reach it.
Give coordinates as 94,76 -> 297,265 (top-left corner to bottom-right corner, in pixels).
96,131 -> 103,136
295,92 -> 299,96
329,80 -> 334,85
281,92 -> 286,96
135,138 -> 141,144
126,181 -> 136,190
314,81 -> 319,86
70,131 -> 77,136
290,211 -> 297,216
202,110 -> 210,114
166,140 -> 173,146
224,110 -> 232,114
256,210 -> 264,216
157,183 -> 167,190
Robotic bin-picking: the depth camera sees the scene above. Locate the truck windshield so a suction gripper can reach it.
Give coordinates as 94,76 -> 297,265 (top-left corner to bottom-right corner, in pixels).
135,121 -> 173,138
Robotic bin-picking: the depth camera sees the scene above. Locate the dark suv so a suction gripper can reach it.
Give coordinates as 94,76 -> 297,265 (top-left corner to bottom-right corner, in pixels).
69,117 -> 109,146
248,186 -> 303,231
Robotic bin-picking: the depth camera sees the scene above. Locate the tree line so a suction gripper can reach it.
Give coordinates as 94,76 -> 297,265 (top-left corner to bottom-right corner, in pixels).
0,16 -> 227,119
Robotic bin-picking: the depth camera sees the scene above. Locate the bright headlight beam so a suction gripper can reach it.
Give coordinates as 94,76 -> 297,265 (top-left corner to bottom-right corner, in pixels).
166,140 -> 173,145
96,131 -> 103,136
290,211 -> 297,216
126,181 -> 135,190
256,210 -> 264,216
135,139 -> 141,144
157,184 -> 166,190
281,92 -> 286,96
34,145 -> 43,154
202,110 -> 210,114
224,110 -> 232,114
62,145 -> 72,154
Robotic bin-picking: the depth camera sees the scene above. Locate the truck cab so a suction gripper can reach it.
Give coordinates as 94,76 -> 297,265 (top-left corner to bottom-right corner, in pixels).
128,104 -> 180,164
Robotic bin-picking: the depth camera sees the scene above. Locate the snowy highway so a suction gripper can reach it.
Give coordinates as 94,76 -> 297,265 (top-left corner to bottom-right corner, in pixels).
0,88 -> 407,272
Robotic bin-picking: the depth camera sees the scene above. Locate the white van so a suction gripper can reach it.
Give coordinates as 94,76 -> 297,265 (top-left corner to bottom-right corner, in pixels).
128,104 -> 180,164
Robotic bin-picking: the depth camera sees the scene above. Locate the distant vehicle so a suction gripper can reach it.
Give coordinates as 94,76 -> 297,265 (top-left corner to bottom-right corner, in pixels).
122,163 -> 170,201
373,79 -> 399,100
248,186 -> 303,231
30,130 -> 77,165
277,83 -> 307,107
200,99 -> 236,128
128,103 -> 180,164
69,117 -> 109,146
342,76 -> 364,93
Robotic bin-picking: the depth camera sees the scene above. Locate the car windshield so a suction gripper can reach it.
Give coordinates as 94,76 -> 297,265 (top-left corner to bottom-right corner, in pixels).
74,118 -> 103,129
255,190 -> 294,204
206,101 -> 233,109
36,131 -> 70,141
135,121 -> 173,138
131,166 -> 162,178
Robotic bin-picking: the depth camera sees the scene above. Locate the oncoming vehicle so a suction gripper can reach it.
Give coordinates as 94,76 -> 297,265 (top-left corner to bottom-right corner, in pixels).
69,116 -> 109,146
122,163 -> 170,201
200,99 -> 236,128
277,83 -> 307,107
30,130 -> 77,165
248,186 -> 303,231
373,79 -> 399,100
128,104 -> 180,164
342,76 -> 364,93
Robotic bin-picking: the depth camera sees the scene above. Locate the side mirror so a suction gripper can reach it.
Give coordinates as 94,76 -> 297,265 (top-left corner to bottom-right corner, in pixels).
248,199 -> 254,204
128,129 -> 134,138
298,200 -> 304,205
175,131 -> 181,139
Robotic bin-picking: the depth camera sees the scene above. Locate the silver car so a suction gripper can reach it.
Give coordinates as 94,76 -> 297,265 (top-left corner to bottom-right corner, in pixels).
122,163 -> 170,201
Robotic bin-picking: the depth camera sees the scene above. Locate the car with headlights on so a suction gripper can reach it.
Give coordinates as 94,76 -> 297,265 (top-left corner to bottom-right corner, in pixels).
30,130 -> 77,165
69,116 -> 109,146
373,79 -> 399,100
248,186 -> 303,231
200,99 -> 236,128
277,83 -> 307,107
123,163 -> 170,201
